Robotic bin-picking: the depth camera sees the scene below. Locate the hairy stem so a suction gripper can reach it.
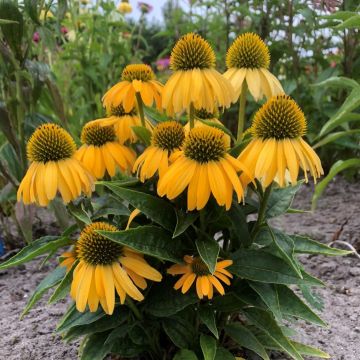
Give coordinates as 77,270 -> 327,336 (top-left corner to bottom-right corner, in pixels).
135,92 -> 146,127
237,81 -> 248,141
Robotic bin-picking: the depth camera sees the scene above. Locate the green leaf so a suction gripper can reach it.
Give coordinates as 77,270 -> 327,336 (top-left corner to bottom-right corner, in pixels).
105,323 -> 131,345
174,349 -> 198,360
230,250 -> 320,286
269,228 -> 302,277
214,348 -> 235,360
64,307 -> 128,342
195,234 -> 220,274
265,183 -> 302,218
131,126 -> 152,145
319,11 -> 355,21
225,323 -> 269,360
0,18 -> 18,24
299,285 -> 324,311
316,112 -> 360,137
276,285 -> 326,327
212,292 -> 246,312
48,261 -> 78,304
319,88 -> 360,136
292,341 -> 330,358
312,76 -> 359,90
243,308 -> 303,360
292,234 -> 352,256
312,159 -> 360,209
201,120 -> 236,142
200,334 -> 217,360
101,184 -> 176,231
57,305 -> 105,333
248,282 -> 282,321
173,210 -> 199,238
226,202 -> 252,247
0,236 -> 70,270
98,225 -> 183,263
21,266 -> 66,318
163,317 -> 196,349
67,202 -> 91,225
81,332 -> 112,360
111,335 -> 145,357
146,280 -> 198,317
313,129 -> 360,149
335,14 -> 360,29
199,306 -> 218,339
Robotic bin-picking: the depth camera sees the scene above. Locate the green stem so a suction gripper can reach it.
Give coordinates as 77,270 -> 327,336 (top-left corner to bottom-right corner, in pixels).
135,92 -> 146,127
236,81 -> 248,142
189,102 -> 195,129
126,298 -> 142,320
251,182 -> 273,238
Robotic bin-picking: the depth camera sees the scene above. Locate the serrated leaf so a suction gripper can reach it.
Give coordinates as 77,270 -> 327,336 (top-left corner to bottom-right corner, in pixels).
265,183 -> 302,218
174,349 -> 198,360
199,306 -> 218,339
57,305 -> 105,333
225,323 -> 269,360
243,308 -> 303,360
163,317 -> 196,349
200,334 -> 217,360
292,234 -> 352,256
21,266 -> 66,317
313,129 -> 360,149
0,236 -> 70,270
173,210 -> 198,238
98,225 -> 182,263
101,184 -> 176,231
81,332 -> 112,360
195,235 -> 220,274
230,250 -> 319,286
248,282 -> 282,321
269,228 -> 302,277
312,76 -> 359,89
49,261 -> 78,304
146,280 -> 198,317
276,285 -> 326,327
214,348 -> 235,360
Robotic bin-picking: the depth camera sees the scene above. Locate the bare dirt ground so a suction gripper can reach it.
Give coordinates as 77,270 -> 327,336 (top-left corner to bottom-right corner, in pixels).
0,177 -> 359,360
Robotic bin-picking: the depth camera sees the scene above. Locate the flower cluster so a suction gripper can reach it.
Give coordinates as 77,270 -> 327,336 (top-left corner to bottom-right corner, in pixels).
15,32 -> 326,355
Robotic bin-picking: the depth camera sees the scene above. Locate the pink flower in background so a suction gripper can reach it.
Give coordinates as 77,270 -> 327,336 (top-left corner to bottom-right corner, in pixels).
156,57 -> 170,71
33,32 -> 40,43
138,1 -> 153,14
61,26 -> 68,35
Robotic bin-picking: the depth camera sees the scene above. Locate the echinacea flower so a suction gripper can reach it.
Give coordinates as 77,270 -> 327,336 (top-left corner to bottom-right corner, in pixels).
162,33 -> 235,115
118,0 -> 132,14
224,33 -> 283,101
70,222 -> 162,315
86,104 -> 153,144
158,126 -> 250,211
17,124 -> 94,207
183,107 -> 231,147
75,122 -> 136,179
238,95 -> 323,187
133,121 -> 185,181
102,64 -> 163,113
167,256 -> 233,299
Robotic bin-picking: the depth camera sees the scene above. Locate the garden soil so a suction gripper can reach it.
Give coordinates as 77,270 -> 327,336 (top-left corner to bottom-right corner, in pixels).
0,177 -> 359,360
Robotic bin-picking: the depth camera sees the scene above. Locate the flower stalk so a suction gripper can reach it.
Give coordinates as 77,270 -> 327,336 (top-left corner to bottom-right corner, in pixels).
237,81 -> 248,142
135,92 -> 146,127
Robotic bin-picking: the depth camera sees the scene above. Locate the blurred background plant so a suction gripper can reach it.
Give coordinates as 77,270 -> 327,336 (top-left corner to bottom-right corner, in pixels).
0,0 -> 359,247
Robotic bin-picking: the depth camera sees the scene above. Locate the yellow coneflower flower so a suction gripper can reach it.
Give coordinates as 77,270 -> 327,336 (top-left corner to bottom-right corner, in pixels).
238,95 -> 323,188
117,0 -> 132,14
167,256 -> 233,299
224,33 -> 283,101
86,104 -> 153,144
17,124 -> 94,207
102,64 -> 163,113
60,247 -> 77,272
133,121 -> 185,181
75,122 -> 135,179
70,222 -> 162,315
183,107 -> 231,147
162,33 -> 235,115
157,126 -> 250,211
